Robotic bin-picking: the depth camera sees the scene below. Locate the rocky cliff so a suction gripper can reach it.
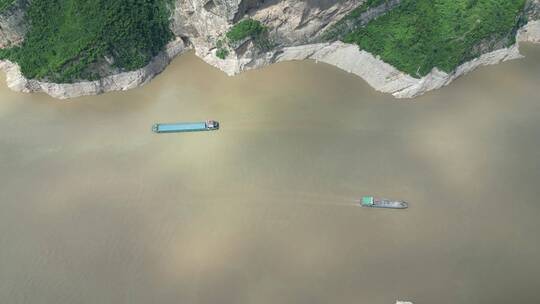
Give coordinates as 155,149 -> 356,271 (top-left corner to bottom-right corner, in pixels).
0,38 -> 186,99
0,0 -> 28,48
172,0 -> 363,47
1,0 -> 539,99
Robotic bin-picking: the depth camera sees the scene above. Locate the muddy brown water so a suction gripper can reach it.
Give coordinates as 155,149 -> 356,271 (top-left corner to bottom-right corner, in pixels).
1,44 -> 539,304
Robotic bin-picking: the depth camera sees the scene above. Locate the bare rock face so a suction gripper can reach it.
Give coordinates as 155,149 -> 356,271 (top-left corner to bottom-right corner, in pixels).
519,20 -> 540,43
188,0 -> 371,74
172,0 -> 362,46
525,0 -> 540,20
0,0 -> 29,48
171,0 -> 361,51
171,0 -> 242,41
246,0 -> 363,46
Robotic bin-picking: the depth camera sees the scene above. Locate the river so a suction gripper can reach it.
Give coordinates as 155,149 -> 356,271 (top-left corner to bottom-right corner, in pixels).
1,44 -> 539,304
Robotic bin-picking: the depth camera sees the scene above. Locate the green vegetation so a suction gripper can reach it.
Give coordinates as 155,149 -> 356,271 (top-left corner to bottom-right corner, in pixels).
216,48 -> 229,59
226,19 -> 267,43
0,0 -> 173,82
323,0 -> 389,41
214,39 -> 229,59
220,18 -> 272,54
343,0 -> 527,77
0,0 -> 15,13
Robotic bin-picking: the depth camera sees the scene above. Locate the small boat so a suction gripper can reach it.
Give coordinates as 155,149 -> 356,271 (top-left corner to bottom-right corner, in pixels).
361,196 -> 408,209
152,120 -> 219,133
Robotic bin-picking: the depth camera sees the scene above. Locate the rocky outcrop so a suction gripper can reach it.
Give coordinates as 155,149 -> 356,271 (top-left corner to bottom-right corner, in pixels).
0,38 -> 186,99
172,0 -> 363,47
0,0 -> 29,48
245,0 -> 363,46
519,20 -> 540,43
171,0 -> 239,43
525,0 -> 540,20
196,0 -> 394,75
172,0 -> 363,60
201,40 -> 523,98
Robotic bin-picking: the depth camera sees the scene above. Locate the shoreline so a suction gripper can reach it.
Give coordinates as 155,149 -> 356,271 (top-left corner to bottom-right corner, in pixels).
201,20 -> 539,99
1,21 -> 539,100
0,38 -> 186,99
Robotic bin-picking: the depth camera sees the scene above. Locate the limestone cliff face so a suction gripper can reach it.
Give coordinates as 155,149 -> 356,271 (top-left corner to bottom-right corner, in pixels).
526,0 -> 540,20
0,0 -> 29,48
172,0 -> 389,76
171,0 -> 363,54
171,0 -> 240,43
244,0 -> 363,46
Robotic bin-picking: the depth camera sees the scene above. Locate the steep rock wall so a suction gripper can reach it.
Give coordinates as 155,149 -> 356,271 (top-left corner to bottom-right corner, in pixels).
0,0 -> 28,48
171,0 -> 363,56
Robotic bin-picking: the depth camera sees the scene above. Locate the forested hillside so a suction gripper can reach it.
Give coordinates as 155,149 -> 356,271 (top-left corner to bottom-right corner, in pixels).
0,0 -> 173,82
342,0 -> 527,76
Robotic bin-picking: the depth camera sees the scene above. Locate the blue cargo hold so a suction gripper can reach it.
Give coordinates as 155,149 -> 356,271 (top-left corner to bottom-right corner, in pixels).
155,122 -> 207,133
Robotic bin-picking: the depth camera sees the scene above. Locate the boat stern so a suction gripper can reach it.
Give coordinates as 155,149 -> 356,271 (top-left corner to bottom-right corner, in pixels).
397,201 -> 409,209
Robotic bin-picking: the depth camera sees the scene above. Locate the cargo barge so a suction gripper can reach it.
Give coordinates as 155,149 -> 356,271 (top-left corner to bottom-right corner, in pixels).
152,120 -> 219,133
361,196 -> 408,209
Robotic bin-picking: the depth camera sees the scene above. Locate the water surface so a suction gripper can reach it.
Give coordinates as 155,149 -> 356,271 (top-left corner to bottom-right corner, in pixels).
1,44 -> 540,304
